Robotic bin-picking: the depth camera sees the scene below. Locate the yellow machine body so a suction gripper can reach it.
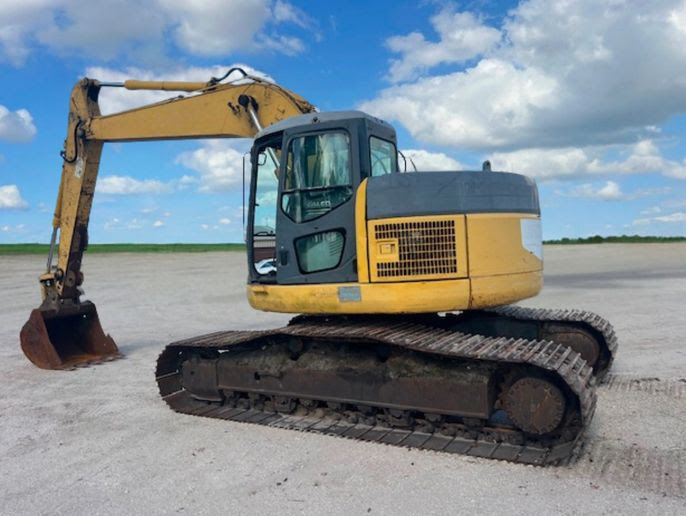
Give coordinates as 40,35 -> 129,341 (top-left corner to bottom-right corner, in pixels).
248,180 -> 542,314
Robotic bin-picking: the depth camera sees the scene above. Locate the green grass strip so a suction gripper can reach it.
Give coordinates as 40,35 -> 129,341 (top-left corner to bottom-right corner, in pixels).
2,235 -> 684,255
0,243 -> 246,255
544,235 -> 686,244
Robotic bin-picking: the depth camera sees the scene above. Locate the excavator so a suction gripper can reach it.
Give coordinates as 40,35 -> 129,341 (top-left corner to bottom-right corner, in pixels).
20,68 -> 617,465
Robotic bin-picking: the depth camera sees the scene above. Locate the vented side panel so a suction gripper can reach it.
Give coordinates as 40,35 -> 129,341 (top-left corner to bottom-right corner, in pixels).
368,215 -> 465,282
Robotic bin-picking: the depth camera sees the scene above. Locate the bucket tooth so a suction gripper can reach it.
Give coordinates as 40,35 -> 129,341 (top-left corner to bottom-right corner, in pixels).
20,301 -> 120,370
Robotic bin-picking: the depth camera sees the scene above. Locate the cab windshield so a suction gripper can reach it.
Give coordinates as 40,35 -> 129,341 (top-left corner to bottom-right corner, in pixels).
281,131 -> 353,223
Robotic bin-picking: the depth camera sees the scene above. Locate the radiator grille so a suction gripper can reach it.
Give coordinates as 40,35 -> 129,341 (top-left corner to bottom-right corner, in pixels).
372,219 -> 458,280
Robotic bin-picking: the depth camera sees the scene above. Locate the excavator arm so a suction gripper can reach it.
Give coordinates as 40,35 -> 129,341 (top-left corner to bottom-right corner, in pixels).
20,68 -> 315,369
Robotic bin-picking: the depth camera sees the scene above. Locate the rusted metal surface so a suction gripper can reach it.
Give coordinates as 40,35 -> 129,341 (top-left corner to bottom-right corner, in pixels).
212,342 -> 495,418
503,377 -> 566,434
446,306 -> 618,379
540,323 -> 599,368
156,317 -> 597,465
19,301 -> 120,370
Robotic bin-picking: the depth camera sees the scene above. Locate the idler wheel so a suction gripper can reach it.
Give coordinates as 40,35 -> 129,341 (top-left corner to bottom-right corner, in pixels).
503,377 -> 566,435
541,324 -> 600,367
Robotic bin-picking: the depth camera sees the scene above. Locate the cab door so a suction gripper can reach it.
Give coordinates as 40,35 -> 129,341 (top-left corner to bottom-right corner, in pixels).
275,124 -> 360,285
247,135 -> 281,283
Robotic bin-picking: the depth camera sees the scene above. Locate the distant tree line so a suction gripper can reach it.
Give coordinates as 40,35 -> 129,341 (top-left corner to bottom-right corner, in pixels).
543,235 -> 686,244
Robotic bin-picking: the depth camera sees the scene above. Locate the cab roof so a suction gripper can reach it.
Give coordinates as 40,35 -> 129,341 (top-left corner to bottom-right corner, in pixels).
255,110 -> 394,140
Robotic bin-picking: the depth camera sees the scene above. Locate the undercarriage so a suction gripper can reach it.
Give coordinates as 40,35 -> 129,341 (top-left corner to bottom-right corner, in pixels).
156,306 -> 614,465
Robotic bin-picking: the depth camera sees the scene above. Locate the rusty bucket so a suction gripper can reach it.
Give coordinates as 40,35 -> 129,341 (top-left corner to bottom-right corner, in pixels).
20,301 -> 120,369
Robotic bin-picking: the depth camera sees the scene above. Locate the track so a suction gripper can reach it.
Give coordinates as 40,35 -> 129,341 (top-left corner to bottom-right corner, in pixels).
156,318 -> 596,465
444,306 -> 618,379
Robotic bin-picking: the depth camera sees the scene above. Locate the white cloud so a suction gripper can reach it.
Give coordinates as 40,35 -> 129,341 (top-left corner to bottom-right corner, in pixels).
176,140 -> 250,192
401,149 -> 465,171
127,218 -> 143,229
490,146 -> 588,180
38,1 -> 167,61
257,190 -> 277,207
160,0 -> 306,56
0,105 -> 37,142
656,212 -> 686,222
1,223 -> 27,233
273,0 -> 312,28
177,175 -> 198,189
640,206 -> 662,215
662,198 -> 686,209
633,211 -> 686,226
362,1 -> 686,152
219,218 -> 231,225
589,140 -> 686,179
490,140 -> 686,181
387,8 -> 501,82
0,184 -> 29,209
0,0 -> 54,65
104,216 -> 161,230
362,58 -> 558,149
1,0 -> 310,65
86,64 -> 273,114
96,175 -> 174,195
566,181 -> 624,201
104,217 -> 121,229
557,180 -> 670,201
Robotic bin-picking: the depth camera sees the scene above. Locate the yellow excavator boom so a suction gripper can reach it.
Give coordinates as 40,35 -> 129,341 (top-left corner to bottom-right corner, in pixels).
21,68 -> 315,369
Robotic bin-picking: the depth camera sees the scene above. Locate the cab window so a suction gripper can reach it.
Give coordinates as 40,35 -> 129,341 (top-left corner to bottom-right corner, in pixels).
281,132 -> 353,223
370,136 -> 398,176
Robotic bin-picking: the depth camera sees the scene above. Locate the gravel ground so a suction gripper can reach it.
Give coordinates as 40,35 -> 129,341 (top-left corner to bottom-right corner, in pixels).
1,244 -> 685,515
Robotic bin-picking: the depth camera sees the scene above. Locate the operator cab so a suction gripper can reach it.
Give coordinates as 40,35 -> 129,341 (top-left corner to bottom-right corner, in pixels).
247,111 -> 397,284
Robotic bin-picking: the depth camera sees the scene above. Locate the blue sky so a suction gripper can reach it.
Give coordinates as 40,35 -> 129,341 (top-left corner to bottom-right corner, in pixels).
1,0 -> 686,243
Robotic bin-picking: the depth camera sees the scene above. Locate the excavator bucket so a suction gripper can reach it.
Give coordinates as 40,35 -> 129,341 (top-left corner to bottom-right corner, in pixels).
20,301 -> 120,370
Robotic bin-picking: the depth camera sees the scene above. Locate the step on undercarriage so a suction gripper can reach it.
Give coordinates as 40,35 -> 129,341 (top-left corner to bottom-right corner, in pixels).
156,314 -> 600,465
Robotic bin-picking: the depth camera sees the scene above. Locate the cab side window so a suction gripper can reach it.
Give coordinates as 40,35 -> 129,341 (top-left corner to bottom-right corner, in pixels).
370,136 -> 398,177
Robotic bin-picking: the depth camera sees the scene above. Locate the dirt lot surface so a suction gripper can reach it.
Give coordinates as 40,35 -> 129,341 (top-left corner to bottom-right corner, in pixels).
2,244 -> 685,515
